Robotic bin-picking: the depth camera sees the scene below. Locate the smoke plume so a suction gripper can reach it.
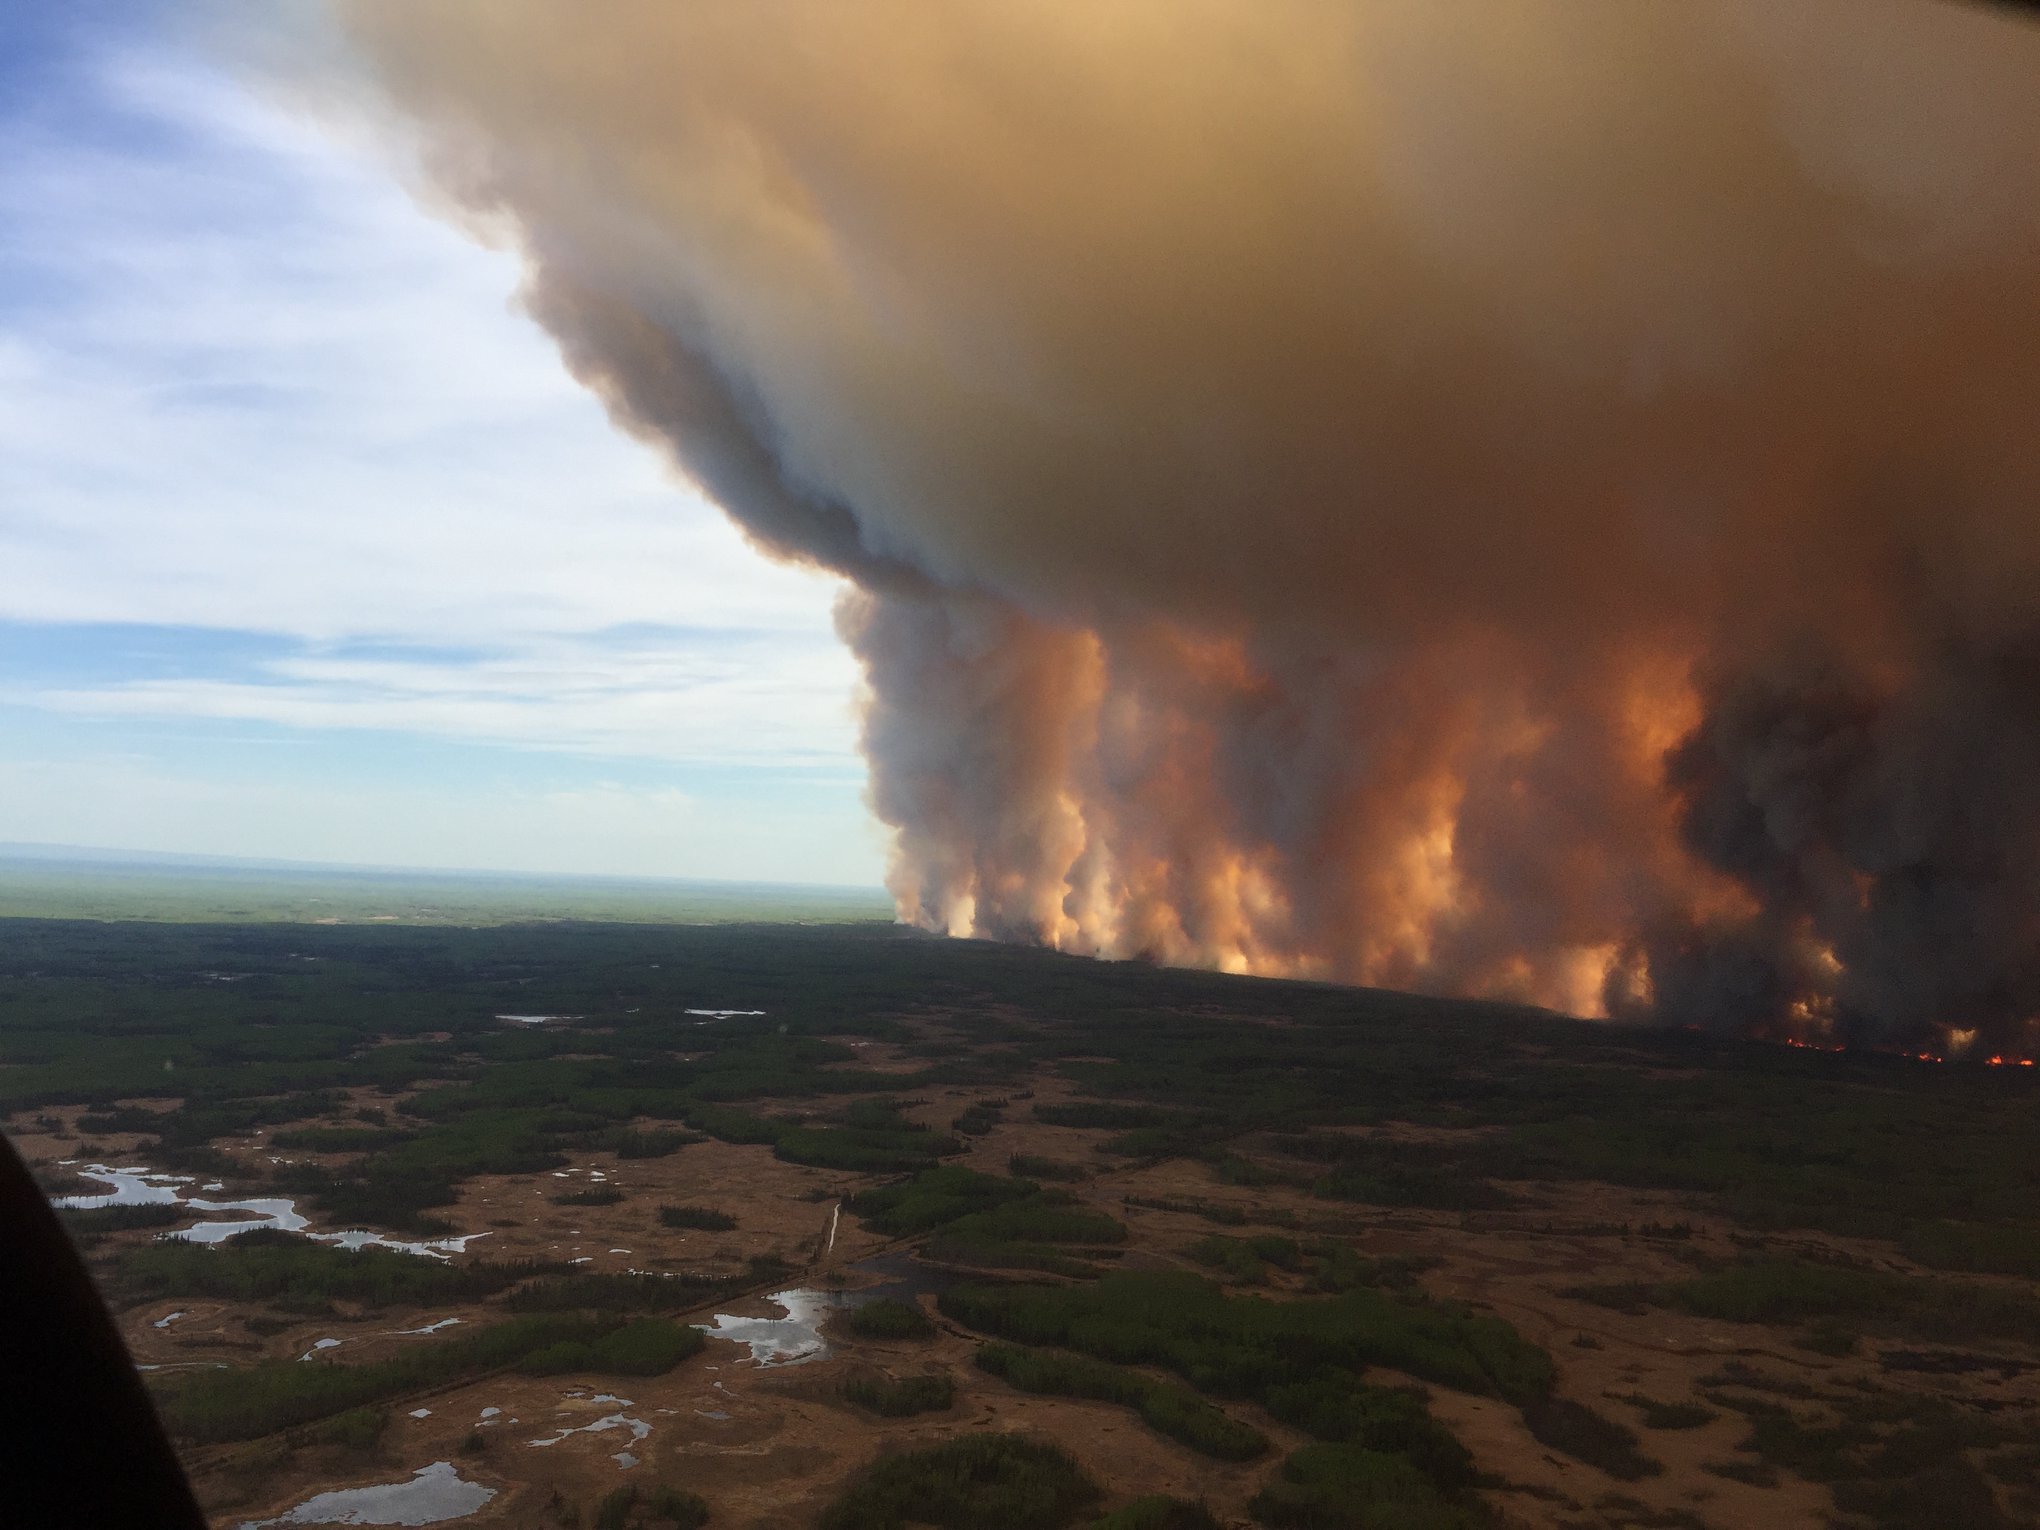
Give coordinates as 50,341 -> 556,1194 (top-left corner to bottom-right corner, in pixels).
329,0 -> 2040,1051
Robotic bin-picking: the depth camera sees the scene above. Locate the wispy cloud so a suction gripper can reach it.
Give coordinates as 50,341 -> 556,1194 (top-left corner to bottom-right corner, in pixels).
24,628 -> 861,766
0,11 -> 878,879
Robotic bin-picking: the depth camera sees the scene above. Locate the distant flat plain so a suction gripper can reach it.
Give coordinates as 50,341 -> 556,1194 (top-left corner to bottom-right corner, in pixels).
0,843 -> 892,926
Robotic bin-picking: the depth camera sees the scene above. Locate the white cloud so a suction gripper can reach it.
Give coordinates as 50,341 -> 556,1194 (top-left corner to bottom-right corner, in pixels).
24,631 -> 863,766
0,15 -> 883,884
0,28 -> 843,646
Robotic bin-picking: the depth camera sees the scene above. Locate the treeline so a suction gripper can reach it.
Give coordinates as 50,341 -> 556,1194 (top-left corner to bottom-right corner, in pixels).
819,1434 -> 1099,1530
152,1314 -> 702,1442
115,1231 -> 560,1311
1184,1233 -> 1430,1293
1568,1257 -> 2040,1349
941,1271 -> 1551,1405
508,1270 -> 734,1313
940,1269 -> 1547,1526
849,1165 -> 1126,1277
976,1344 -> 1267,1461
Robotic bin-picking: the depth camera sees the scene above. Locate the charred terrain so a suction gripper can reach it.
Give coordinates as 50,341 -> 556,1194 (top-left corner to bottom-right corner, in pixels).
7,916 -> 2040,1529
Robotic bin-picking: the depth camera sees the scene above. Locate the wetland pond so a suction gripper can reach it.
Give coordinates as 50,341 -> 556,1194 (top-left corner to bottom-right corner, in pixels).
53,1163 -> 486,1259
237,1461 -> 495,1527
694,1253 -> 952,1366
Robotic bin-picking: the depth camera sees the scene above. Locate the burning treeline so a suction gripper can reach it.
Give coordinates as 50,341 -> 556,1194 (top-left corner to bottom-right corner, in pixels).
330,1 -> 2040,1052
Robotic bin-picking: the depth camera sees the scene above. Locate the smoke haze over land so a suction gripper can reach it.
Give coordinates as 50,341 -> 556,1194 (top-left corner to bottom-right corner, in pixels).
328,0 -> 2040,1051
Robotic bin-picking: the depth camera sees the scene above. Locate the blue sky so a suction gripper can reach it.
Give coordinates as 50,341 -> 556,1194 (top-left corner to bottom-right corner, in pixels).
0,4 -> 883,886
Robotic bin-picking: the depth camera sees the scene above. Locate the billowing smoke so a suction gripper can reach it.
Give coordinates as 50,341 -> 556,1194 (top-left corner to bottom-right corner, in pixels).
328,0 -> 2040,1051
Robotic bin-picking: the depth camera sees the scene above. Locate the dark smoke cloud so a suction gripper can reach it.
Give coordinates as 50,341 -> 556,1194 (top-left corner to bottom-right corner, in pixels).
327,0 -> 2040,1049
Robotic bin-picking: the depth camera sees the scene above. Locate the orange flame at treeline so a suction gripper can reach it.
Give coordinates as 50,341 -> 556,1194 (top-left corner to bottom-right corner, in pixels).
850,603 -> 2040,1062
333,1 -> 2040,1059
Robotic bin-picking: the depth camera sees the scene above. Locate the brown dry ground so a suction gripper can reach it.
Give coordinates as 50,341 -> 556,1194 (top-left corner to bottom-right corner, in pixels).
17,1063 -> 2039,1529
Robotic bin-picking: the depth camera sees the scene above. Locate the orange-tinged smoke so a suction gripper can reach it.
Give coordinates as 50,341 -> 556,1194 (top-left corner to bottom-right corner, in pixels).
325,0 -> 2040,1053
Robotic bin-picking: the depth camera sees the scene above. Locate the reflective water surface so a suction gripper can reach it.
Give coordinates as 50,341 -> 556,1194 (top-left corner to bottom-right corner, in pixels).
237,1461 -> 496,1527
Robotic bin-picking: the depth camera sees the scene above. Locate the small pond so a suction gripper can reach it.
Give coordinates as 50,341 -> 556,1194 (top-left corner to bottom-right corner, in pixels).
237,1461 -> 495,1527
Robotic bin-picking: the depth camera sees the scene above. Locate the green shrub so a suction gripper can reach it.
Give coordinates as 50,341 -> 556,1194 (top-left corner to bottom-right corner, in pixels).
1086,1499 -> 1219,1530
596,1484 -> 708,1530
844,1372 -> 954,1416
954,1102 -> 1003,1136
1009,1155 -> 1090,1182
818,1434 -> 1100,1530
851,1167 -> 1039,1235
1703,1457 -> 1779,1487
520,1319 -> 705,1377
1616,1394 -> 1716,1431
1263,1377 -> 1473,1491
1249,1444 -> 1481,1530
975,1345 -> 1267,1462
1796,1320 -> 1859,1357
644,1487 -> 711,1528
659,1205 -> 736,1231
1520,1396 -> 1660,1480
847,1298 -> 934,1340
596,1486 -> 637,1530
313,1406 -> 386,1451
555,1186 -> 626,1206
593,1482 -> 711,1530
774,1112 -> 957,1173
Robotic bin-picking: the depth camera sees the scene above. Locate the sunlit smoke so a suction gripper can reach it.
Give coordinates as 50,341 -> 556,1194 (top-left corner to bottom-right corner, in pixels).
327,0 -> 2040,1053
